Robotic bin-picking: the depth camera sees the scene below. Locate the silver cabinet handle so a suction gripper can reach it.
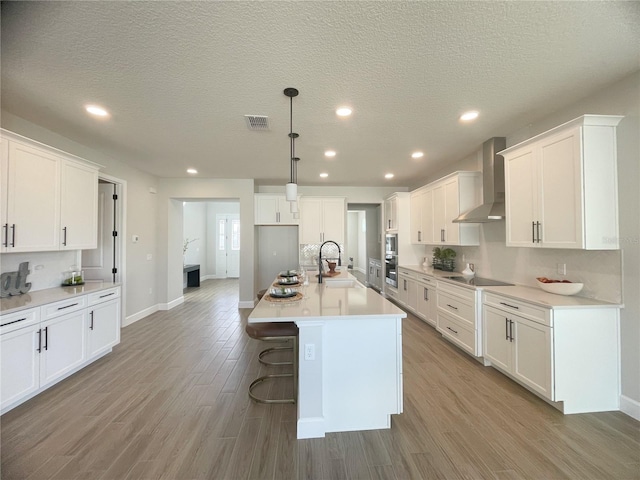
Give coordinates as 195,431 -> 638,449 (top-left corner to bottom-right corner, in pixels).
532,221 -> 536,243
10,224 -> 15,247
418,230 -> 421,242
424,287 -> 428,301
43,326 -> 48,351
446,326 -> 458,335
37,329 -> 42,353
499,301 -> 519,310
505,318 -> 509,340
536,221 -> 541,243
2,223 -> 7,247
509,319 -> 514,342
62,226 -> 67,246
446,304 -> 458,310
90,311 -> 94,330
441,229 -> 445,242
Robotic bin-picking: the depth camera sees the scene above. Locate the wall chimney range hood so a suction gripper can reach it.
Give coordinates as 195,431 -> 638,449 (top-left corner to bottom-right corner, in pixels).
453,137 -> 507,223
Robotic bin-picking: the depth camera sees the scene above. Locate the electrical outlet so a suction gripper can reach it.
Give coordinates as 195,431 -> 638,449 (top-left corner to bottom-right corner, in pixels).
557,263 -> 566,275
304,343 -> 315,361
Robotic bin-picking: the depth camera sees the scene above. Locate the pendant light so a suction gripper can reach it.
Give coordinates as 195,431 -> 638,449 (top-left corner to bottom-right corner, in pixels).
284,87 -> 300,202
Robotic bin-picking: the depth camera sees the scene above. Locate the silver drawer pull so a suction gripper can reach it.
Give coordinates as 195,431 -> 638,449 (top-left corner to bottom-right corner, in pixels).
99,292 -> 115,298
57,302 -> 79,310
499,301 -> 519,310
446,304 -> 458,310
446,326 -> 458,335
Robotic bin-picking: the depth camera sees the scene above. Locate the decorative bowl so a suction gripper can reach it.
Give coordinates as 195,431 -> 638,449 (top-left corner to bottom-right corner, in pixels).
269,287 -> 297,298
536,279 -> 583,296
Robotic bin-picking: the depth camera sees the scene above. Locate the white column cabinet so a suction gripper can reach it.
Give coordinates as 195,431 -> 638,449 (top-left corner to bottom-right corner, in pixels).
299,197 -> 345,244
254,194 -> 299,225
502,115 -> 623,249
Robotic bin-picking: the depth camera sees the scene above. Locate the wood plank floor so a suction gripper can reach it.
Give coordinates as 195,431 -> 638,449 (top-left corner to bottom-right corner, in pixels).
2,279 -> 639,479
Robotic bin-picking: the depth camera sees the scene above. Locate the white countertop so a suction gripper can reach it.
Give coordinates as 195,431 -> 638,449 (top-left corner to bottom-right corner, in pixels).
398,264 -> 620,309
249,270 -> 406,323
0,282 -> 121,315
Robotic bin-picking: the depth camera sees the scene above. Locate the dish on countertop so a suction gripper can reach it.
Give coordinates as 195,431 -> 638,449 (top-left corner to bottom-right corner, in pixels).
277,276 -> 299,285
536,278 -> 584,295
269,287 -> 297,298
279,270 -> 298,278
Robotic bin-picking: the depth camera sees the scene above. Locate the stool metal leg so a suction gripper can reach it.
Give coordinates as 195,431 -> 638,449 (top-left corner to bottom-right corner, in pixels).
248,334 -> 297,404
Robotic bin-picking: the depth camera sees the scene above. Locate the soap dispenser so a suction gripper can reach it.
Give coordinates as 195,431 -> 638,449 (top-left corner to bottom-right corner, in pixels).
462,263 -> 474,277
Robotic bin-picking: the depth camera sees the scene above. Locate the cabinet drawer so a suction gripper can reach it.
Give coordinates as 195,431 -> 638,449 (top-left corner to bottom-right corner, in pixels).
42,296 -> 87,320
88,287 -> 121,306
398,268 -> 416,279
437,312 -> 475,355
1,307 -> 40,334
416,275 -> 436,287
437,280 -> 475,301
483,293 -> 550,326
437,290 -> 475,328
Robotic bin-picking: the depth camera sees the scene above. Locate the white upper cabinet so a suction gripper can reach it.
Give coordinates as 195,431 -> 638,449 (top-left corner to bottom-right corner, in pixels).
384,195 -> 398,232
254,194 -> 299,225
1,130 -> 100,253
299,196 -> 345,244
60,159 -> 99,250
502,115 -> 623,249
410,172 -> 480,246
1,138 -> 61,252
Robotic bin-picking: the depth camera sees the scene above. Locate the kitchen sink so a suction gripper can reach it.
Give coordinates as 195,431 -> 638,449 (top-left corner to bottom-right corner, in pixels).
323,279 -> 362,288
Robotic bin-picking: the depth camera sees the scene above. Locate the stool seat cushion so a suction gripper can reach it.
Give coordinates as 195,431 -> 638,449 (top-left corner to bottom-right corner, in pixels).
246,322 -> 298,338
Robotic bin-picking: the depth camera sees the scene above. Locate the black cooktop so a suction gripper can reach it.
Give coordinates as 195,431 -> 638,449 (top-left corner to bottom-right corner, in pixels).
446,276 -> 513,287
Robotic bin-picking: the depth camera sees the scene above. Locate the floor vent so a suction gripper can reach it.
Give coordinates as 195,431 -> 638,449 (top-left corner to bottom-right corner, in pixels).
244,115 -> 270,131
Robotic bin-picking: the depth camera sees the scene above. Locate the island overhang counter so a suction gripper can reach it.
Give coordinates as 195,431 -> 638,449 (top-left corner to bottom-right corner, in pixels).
248,271 -> 406,439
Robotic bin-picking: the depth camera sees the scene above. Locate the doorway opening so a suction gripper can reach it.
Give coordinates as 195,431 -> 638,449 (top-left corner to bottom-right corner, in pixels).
182,200 -> 240,289
346,203 -> 381,290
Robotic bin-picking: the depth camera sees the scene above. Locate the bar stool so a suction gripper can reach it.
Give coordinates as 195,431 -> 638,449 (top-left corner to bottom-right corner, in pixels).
245,322 -> 298,404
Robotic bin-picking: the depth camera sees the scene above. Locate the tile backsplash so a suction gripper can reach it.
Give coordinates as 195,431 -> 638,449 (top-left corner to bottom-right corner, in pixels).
1,251 -> 80,292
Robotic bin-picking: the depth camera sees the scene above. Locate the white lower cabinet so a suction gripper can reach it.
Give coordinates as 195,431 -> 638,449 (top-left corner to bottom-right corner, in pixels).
436,281 -> 481,356
1,314 -> 40,409
483,291 -> 619,414
483,305 -> 552,398
87,297 -> 120,358
415,275 -> 436,326
0,285 -> 121,413
40,310 -> 88,386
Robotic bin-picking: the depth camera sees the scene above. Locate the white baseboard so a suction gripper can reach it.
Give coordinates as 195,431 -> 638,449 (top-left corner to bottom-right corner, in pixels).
124,305 -> 159,327
159,296 -> 184,311
297,417 -> 326,439
620,394 -> 640,421
238,300 -> 256,308
355,266 -> 366,274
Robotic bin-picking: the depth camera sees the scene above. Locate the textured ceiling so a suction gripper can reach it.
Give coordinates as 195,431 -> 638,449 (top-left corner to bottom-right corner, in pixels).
2,1 -> 639,187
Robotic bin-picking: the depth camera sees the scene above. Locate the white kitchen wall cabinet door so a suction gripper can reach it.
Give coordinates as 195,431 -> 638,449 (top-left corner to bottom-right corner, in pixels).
254,194 -> 299,225
2,140 -> 61,252
1,324 -> 40,410
87,298 -> 120,359
60,159 -> 99,250
384,195 -> 397,232
432,173 -> 480,246
409,189 -> 424,244
39,310 -> 87,387
503,115 -> 622,249
299,197 -> 345,245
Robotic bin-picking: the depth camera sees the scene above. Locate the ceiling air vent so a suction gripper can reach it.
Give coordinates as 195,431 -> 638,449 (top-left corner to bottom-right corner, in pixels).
244,115 -> 270,131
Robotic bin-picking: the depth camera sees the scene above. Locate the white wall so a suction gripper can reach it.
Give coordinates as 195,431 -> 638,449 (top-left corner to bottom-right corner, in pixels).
346,212 -> 360,271
183,202 -> 207,270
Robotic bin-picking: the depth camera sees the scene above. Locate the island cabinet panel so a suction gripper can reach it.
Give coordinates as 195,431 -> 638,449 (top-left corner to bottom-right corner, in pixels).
502,114 -> 622,249
299,196 -> 345,244
482,290 -> 619,414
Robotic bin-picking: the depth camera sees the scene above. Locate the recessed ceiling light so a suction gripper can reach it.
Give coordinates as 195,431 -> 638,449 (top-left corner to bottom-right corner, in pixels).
85,104 -> 109,117
411,151 -> 424,159
187,168 -> 198,174
320,173 -> 329,178
336,107 -> 352,117
385,173 -> 394,179
460,110 -> 479,122
325,150 -> 336,158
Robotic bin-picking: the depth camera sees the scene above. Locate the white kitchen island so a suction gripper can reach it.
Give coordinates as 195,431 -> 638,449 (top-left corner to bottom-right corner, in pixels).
248,271 -> 406,439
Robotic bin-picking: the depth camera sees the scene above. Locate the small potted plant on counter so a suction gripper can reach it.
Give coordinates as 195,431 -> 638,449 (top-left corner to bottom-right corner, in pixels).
441,248 -> 457,272
432,247 -> 443,270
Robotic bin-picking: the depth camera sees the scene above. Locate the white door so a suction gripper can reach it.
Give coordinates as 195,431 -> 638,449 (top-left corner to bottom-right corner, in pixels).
82,183 -> 116,282
215,214 -> 240,278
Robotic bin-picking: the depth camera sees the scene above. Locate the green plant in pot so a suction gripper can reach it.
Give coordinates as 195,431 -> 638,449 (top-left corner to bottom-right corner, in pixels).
432,247 -> 443,270
440,248 -> 457,272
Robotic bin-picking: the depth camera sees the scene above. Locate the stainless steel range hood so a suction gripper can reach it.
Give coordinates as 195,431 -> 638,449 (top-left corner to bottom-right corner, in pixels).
453,137 -> 507,223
